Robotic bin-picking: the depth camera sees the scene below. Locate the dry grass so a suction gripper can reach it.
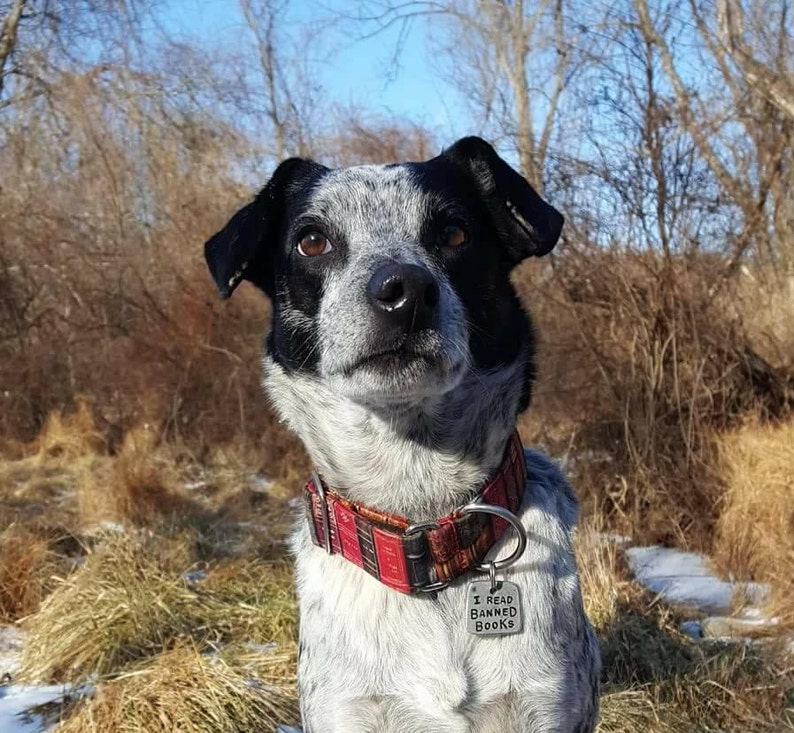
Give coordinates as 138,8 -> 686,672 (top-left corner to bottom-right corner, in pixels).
32,400 -> 107,460
0,455 -> 789,731
0,524 -> 55,621
55,641 -> 298,733
574,525 -> 794,732
77,448 -> 207,530
530,250 -> 794,552
713,419 -> 794,626
735,270 -> 794,372
598,634 -> 794,732
19,535 -> 297,684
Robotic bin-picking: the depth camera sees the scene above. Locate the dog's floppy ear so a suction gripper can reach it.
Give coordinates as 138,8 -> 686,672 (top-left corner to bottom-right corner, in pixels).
205,157 -> 326,299
441,136 -> 563,262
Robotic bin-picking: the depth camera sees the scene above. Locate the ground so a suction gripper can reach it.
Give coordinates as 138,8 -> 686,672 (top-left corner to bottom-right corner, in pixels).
0,418 -> 792,731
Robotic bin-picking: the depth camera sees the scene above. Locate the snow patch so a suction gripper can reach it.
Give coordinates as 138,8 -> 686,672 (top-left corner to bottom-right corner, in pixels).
0,684 -> 67,733
0,627 -> 24,679
680,620 -> 703,639
626,545 -> 769,615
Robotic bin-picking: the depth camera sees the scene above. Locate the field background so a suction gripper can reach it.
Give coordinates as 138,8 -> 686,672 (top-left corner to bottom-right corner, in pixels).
1,1 -> 793,730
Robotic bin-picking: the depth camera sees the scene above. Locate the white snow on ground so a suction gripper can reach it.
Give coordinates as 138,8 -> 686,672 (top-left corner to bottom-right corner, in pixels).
0,626 -> 24,678
625,545 -> 769,615
680,620 -> 703,638
0,684 -> 68,733
1,627 -> 82,733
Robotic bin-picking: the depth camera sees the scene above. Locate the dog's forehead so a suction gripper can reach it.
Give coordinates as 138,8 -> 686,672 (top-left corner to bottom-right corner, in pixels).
301,163 -> 443,239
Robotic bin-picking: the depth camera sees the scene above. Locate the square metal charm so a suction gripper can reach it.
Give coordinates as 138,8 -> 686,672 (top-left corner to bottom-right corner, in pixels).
466,580 -> 523,636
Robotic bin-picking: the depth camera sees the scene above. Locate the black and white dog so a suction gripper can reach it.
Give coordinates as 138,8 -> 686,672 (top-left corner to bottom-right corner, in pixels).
205,137 -> 600,732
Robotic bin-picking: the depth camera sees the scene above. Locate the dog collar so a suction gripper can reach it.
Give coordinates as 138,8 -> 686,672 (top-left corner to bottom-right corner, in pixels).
303,432 -> 527,594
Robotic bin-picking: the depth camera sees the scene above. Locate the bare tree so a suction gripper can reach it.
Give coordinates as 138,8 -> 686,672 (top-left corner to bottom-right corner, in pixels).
319,109 -> 435,166
338,0 -> 591,192
635,0 -> 794,284
717,0 -> 794,122
0,0 -> 26,101
239,0 -> 325,160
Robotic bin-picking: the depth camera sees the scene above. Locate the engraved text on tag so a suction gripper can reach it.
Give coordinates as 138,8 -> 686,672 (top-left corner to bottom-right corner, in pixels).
466,580 -> 522,636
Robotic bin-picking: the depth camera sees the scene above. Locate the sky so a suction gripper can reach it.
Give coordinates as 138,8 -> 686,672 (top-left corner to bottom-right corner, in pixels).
156,0 -> 468,138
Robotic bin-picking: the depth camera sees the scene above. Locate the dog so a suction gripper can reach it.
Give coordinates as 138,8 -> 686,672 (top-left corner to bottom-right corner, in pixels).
205,136 -> 600,732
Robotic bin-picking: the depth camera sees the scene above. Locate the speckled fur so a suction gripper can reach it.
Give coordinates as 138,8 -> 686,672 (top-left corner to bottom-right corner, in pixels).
266,359 -> 600,732
206,140 -> 600,731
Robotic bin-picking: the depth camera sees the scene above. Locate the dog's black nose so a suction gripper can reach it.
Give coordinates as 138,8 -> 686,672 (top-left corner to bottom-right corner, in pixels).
367,263 -> 440,331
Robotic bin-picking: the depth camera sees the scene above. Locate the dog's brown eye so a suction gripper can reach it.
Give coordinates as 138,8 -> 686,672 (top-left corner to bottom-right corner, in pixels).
442,224 -> 467,248
297,231 -> 332,257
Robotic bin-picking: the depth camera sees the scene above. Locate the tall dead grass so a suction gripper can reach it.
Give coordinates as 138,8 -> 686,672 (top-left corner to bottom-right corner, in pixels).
56,642 -> 298,733
529,249 -> 794,549
0,524 -> 54,621
32,400 -> 107,460
76,446 -> 206,530
0,69 -> 306,483
714,419 -> 794,625
20,535 -> 297,683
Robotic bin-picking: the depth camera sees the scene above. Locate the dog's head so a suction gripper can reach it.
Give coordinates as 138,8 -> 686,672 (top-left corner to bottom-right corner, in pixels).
205,137 -> 562,409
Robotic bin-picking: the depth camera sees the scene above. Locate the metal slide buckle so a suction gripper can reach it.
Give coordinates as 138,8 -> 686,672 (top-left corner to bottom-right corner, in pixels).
311,471 -> 332,554
459,502 -> 528,572
403,519 -> 449,594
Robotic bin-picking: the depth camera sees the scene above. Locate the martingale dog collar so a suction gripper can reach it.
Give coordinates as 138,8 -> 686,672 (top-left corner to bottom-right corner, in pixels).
303,432 -> 527,594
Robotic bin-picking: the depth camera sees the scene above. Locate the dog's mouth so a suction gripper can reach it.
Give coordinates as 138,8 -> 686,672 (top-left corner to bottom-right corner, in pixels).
327,332 -> 468,403
342,345 -> 438,376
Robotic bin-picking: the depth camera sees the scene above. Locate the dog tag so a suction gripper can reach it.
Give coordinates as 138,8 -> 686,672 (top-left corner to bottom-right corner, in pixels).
466,580 -> 522,636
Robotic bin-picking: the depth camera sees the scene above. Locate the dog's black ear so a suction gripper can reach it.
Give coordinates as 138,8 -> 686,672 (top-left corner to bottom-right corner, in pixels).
205,158 -> 326,299
441,136 -> 563,262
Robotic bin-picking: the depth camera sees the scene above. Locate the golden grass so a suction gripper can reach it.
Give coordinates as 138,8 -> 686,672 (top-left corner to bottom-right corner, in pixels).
713,419 -> 794,626
0,524 -> 55,621
574,524 -> 794,732
576,523 -> 630,631
2,417 -> 791,731
56,641 -> 298,733
19,535 -> 297,683
77,450 -> 206,530
32,400 -> 106,460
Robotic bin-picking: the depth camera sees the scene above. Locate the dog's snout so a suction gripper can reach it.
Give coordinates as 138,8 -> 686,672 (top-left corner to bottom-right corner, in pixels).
367,263 -> 439,330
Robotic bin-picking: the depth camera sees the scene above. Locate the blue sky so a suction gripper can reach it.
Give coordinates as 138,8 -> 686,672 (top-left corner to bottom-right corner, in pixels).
156,1 -> 468,137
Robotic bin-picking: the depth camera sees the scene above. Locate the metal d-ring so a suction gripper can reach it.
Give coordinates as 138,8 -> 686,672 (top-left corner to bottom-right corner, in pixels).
459,503 -> 528,573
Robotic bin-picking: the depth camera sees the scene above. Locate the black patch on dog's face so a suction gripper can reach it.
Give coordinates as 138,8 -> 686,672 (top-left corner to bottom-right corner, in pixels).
406,157 -> 533,371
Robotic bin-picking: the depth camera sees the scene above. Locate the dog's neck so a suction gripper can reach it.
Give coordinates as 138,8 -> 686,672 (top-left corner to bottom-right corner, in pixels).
264,356 -> 526,521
